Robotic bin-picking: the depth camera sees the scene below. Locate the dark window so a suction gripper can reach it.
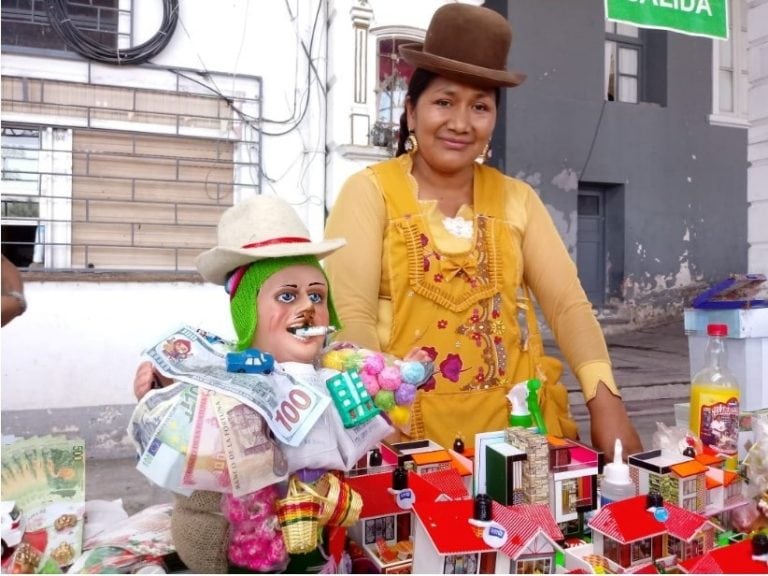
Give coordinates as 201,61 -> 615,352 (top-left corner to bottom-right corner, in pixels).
605,22 -> 667,106
1,0 -> 119,55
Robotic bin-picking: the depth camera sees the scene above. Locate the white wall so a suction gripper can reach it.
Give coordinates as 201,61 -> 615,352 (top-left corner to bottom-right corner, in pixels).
0,1 -> 328,418
747,0 -> 768,274
1,282 -> 232,411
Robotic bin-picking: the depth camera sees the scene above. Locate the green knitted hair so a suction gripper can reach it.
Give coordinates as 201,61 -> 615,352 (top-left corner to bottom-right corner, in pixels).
229,255 -> 341,351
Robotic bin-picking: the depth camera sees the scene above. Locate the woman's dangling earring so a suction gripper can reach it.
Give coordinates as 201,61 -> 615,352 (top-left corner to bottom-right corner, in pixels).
405,131 -> 419,154
476,142 -> 491,164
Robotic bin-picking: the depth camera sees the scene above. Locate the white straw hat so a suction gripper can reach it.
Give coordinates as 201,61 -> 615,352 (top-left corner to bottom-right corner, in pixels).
195,195 -> 346,285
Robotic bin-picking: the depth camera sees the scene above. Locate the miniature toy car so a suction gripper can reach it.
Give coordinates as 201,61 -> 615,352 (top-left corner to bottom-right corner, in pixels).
1,501 -> 25,558
226,348 -> 275,374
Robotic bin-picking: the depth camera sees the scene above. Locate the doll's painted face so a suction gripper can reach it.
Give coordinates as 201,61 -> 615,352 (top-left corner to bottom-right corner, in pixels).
253,265 -> 330,364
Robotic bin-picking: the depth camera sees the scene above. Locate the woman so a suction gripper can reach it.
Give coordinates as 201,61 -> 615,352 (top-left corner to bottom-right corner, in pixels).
323,3 -> 642,460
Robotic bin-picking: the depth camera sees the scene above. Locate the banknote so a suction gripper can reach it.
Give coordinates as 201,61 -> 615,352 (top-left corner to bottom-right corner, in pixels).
136,434 -> 191,497
1,435 -> 86,571
180,389 -> 231,492
127,382 -> 185,455
212,393 -> 287,497
155,385 -> 198,453
142,325 -> 331,446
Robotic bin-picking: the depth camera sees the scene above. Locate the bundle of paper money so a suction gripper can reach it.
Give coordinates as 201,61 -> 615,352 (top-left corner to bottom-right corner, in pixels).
129,325 -> 392,499
129,326 -> 333,498
0,435 -> 86,573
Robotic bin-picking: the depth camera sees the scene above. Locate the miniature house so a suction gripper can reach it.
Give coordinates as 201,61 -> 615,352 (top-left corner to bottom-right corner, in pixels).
628,449 -> 708,513
482,428 -> 551,508
345,467 -> 469,573
677,537 -> 768,574
704,465 -> 746,516
629,448 -> 748,523
587,494 -> 718,573
346,470 -> 414,573
410,499 -> 563,574
546,436 -> 602,537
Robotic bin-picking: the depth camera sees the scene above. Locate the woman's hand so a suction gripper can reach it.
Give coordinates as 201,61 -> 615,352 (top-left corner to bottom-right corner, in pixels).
133,361 -> 172,401
587,382 -> 643,461
404,346 -> 431,363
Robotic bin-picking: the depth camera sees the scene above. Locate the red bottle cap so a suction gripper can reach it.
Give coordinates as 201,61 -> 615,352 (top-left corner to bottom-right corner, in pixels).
707,323 -> 728,337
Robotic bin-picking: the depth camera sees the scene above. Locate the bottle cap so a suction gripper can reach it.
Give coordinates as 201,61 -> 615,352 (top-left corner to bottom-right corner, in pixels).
603,438 -> 632,485
707,323 -> 728,337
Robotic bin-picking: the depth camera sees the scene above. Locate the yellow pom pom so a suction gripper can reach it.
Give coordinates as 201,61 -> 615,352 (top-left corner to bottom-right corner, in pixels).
322,350 -> 345,371
388,405 -> 410,427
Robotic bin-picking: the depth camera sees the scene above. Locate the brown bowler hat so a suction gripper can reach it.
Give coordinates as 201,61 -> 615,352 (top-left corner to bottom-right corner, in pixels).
399,3 -> 526,88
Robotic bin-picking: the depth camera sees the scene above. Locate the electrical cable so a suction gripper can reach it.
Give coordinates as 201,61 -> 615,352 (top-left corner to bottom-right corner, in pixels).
44,0 -> 179,65
579,99 -> 608,180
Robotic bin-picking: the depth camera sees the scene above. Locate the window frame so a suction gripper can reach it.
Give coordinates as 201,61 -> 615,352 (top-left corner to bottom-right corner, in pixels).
710,0 -> 748,127
0,0 -> 130,59
1,125 -> 73,269
368,25 -> 422,154
605,21 -> 642,104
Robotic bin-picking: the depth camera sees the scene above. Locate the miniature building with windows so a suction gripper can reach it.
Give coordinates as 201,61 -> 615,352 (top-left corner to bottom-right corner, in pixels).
345,467 -> 469,573
546,436 -> 603,538
505,427 -> 550,505
410,499 -> 564,574
346,470 -> 414,573
629,448 -> 748,524
581,494 -> 718,573
326,370 -> 379,427
629,449 -> 708,513
677,537 -> 768,574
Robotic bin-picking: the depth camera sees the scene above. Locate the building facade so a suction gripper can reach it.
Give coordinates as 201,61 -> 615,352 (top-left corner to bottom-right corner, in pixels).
1,0 -> 763,454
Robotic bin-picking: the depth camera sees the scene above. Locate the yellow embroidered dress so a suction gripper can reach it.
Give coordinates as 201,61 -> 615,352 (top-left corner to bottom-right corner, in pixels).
325,155 -> 619,449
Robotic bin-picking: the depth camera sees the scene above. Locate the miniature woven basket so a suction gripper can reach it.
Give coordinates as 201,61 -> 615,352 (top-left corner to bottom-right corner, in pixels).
275,477 -> 322,554
301,471 -> 363,528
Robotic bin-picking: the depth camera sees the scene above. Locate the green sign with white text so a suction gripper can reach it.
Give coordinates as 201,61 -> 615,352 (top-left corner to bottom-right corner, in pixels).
605,0 -> 728,39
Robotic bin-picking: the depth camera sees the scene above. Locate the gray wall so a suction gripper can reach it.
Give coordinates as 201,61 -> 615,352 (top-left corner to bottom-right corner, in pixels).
490,0 -> 748,322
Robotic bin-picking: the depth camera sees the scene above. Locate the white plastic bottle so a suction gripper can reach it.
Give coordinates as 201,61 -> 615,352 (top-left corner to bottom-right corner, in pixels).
600,438 -> 635,506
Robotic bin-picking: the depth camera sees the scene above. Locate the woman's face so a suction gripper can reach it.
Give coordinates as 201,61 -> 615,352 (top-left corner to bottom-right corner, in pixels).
407,77 -> 497,175
253,265 -> 330,364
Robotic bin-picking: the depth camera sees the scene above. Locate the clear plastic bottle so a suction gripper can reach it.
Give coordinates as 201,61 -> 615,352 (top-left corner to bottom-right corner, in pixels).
689,323 -> 740,467
600,438 -> 635,506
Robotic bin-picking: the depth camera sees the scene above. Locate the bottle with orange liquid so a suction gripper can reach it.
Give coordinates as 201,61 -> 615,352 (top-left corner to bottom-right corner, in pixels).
689,323 -> 740,468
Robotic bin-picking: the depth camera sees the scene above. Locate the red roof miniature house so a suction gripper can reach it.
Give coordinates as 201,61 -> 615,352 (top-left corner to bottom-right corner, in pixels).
346,470 -> 414,573
678,536 -> 768,573
345,467 -> 470,573
585,494 -> 718,573
410,498 -> 564,574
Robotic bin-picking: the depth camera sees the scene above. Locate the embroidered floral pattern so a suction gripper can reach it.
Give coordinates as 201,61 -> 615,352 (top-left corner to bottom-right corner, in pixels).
439,354 -> 463,383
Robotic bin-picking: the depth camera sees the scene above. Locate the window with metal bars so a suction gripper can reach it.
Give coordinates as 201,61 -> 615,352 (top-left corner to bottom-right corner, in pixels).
1,0 -> 124,56
1,75 -> 262,272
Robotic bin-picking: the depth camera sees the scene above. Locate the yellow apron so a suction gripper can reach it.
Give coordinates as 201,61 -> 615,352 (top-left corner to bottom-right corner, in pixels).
371,159 -> 524,450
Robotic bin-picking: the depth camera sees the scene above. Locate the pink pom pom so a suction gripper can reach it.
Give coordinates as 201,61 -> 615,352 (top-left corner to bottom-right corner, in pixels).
378,366 -> 402,391
225,484 -> 287,571
363,353 -> 386,375
361,370 -> 380,396
395,383 -> 417,405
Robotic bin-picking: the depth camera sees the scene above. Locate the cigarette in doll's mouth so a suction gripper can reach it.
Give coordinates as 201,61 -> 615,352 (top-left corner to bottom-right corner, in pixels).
289,326 -> 337,337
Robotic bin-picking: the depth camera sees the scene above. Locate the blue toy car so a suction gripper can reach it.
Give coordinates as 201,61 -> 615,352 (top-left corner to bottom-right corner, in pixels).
226,348 -> 275,374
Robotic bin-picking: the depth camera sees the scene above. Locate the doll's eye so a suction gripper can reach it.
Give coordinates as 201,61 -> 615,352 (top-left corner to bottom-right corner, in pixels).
277,292 -> 296,303
309,292 -> 324,304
